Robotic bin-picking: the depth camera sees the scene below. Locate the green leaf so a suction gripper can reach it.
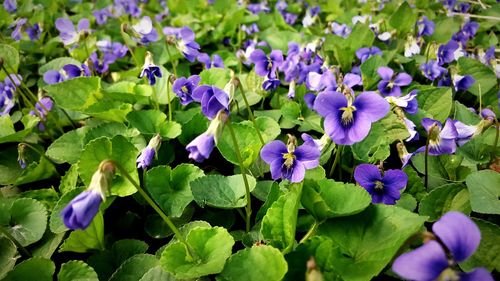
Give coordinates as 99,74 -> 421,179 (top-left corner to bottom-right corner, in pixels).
245,116 -> 281,143
218,245 -> 288,281
0,198 -> 47,247
0,44 -> 19,80
217,122 -> 262,167
360,55 -> 385,90
83,100 -> 133,123
31,231 -> 65,259
46,128 -> 89,164
39,57 -> 81,75
190,174 -> 256,209
199,67 -> 232,89
261,184 -> 303,254
416,86 -> 453,123
57,261 -> 98,281
466,170 -> 500,215
78,136 -> 139,197
109,254 -> 160,281
160,226 -> 235,279
145,164 -> 204,217
45,77 -> 101,111
59,165 -> 80,194
460,219 -> 500,272
389,2 -> 417,34
344,24 -> 376,53
139,267 -> 176,281
317,205 -> 427,281
0,237 -> 18,279
82,122 -> 129,145
15,156 -> 58,186
50,187 -> 85,234
0,115 -> 15,137
429,17 -> 461,43
126,110 -> 182,139
301,179 -> 371,221
59,211 -> 105,253
3,257 -> 55,281
458,57 -> 498,97
419,183 -> 471,221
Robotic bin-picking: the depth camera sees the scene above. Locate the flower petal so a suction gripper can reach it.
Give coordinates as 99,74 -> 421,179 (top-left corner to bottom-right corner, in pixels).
260,140 -> 287,164
382,169 -> 408,191
313,91 -> 346,117
354,91 -> 390,122
394,72 -> 412,86
460,268 -> 494,281
290,161 -> 306,183
354,164 -> 382,188
377,66 -> 393,81
392,241 -> 449,281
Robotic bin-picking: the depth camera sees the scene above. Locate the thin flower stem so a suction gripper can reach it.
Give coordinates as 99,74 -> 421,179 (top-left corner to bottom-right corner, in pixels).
165,46 -> 178,78
299,220 -> 318,244
0,225 -> 31,257
491,120 -> 499,163
424,137 -> 430,190
115,164 -> 196,260
152,86 -> 160,110
166,76 -> 172,121
120,30 -> 139,66
60,108 -> 77,129
329,145 -> 343,178
238,84 -> 265,146
227,121 -> 252,232
448,12 -> 500,21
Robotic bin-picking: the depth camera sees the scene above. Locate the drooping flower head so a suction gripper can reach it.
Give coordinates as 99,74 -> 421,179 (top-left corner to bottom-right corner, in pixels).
452,74 -> 475,92
55,18 -> 90,46
3,0 -> 16,13
186,110 -> 227,162
137,134 -> 162,169
172,75 -> 200,105
418,118 -> 458,155
437,40 -> 460,65
314,91 -> 390,145
354,164 -> 408,204
43,64 -> 91,84
393,211 -> 493,281
139,51 -> 162,85
163,26 -> 200,62
377,66 -> 412,97
192,85 -> 230,119
260,134 -> 320,183
29,97 -> 53,131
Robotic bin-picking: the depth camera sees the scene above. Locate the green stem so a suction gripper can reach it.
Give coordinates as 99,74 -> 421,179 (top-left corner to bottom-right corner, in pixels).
424,137 -> 430,191
227,122 -> 252,232
152,86 -> 160,110
60,108 -> 77,129
165,46 -> 178,77
167,76 -> 172,121
490,120 -> 499,163
238,84 -> 265,146
329,145 -> 343,178
116,164 -> 196,259
21,143 -> 58,166
299,220 -> 318,244
0,226 -> 31,257
120,30 -> 139,66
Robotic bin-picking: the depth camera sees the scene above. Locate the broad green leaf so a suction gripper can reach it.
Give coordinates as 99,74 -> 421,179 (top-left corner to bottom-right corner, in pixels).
261,183 -> 302,254
139,267 -> 176,281
0,115 -> 15,137
460,219 -> 500,272
46,127 -> 89,164
389,2 -> 417,34
217,122 -> 262,167
83,100 -> 133,123
160,226 -> 235,279
458,57 -> 498,97
0,44 -> 19,80
199,67 -> 232,89
31,231 -> 66,259
15,156 -> 59,186
218,245 -> 288,281
429,17 -> 461,43
3,257 -> 55,281
50,187 -> 85,234
145,206 -> 195,239
416,86 -> 453,123
395,193 -> 417,212
82,122 -> 129,145
59,165 -> 79,194
301,179 -> 371,221
0,237 -> 18,279
317,205 -> 427,281
190,174 -> 256,209
45,77 -> 101,111
127,110 -> 181,139
344,24 -> 376,53
419,183 -> 471,221
59,212 -> 105,253
360,55 -> 385,90
109,254 -> 159,281
145,164 -> 204,217
175,108 -> 209,145
465,170 -> 500,215
57,261 -> 98,281
0,198 -> 47,247
243,116 -> 281,143
259,29 -> 302,52
78,136 -> 139,196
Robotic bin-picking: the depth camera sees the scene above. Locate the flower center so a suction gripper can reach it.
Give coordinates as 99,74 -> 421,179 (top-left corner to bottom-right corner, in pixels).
282,152 -> 296,169
267,59 -> 273,71
437,268 -> 459,281
428,124 -> 441,145
374,180 -> 384,190
339,105 -> 356,125
181,85 -> 188,93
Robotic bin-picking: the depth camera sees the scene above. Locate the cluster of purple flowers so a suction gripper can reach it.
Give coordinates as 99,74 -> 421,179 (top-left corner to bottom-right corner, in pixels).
10,18 -> 42,41
0,75 -> 21,116
93,0 -> 144,25
29,97 -> 53,131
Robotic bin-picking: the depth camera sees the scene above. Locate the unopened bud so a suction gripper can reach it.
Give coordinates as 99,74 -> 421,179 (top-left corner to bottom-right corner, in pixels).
305,257 -> 324,281
207,110 -> 228,143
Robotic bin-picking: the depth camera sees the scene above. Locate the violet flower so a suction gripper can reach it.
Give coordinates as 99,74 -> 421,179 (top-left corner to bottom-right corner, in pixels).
417,16 -> 435,37
172,75 -> 200,105
437,40 -> 459,65
241,23 -> 259,35
186,110 -> 227,162
262,77 -> 280,91
306,69 -> 337,92
44,64 -> 90,84
131,16 -> 159,45
331,22 -> 351,38
29,97 -> 53,131
93,7 -> 112,25
0,75 -> 21,116
139,52 -> 162,85
385,90 -> 419,115
283,13 -> 298,25
418,118 -> 458,155
356,47 -> 382,63
137,134 -> 161,169
452,74 -> 475,92
197,53 -> 224,69
10,18 -> 27,41
249,49 -> 283,78
3,0 -> 16,13
313,91 -> 390,145
393,211 -> 493,281
354,164 -> 407,204
62,189 -> 102,230
420,60 -> 446,81
454,120 -> 477,146
453,21 -> 479,46
25,23 -> 41,41
377,66 -> 412,97
163,26 -> 200,62
260,136 -> 320,183
192,85 -> 230,119
55,18 -> 90,46
247,2 -> 270,14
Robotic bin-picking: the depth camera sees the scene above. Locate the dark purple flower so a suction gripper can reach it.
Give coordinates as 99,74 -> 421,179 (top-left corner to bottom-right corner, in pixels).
420,60 -> 446,81
453,74 -> 475,92
260,138 -> 320,183
356,47 -> 383,63
89,52 -> 110,74
417,16 -> 435,37
93,7 -> 112,25
163,26 -> 200,62
480,46 -> 495,66
247,3 -> 270,14
192,85 -> 230,119
393,211 -> 493,281
304,93 -> 316,110
186,132 -> 215,162
139,52 -> 162,85
250,49 -> 283,78
10,18 -> 27,41
453,21 -> 479,46
377,67 -> 412,97
96,40 -> 128,63
354,164 -> 407,204
262,77 -> 280,91
197,53 -> 224,69
172,75 -> 200,105
314,91 -> 390,145
62,189 -> 102,230
331,22 -> 351,38
26,23 -> 41,41
437,40 -> 459,65
418,118 -> 458,155
55,18 -> 90,46
283,13 -> 298,25
0,75 -> 21,116
43,64 -> 89,84
137,134 -> 161,169
29,97 -> 53,131
3,0 -> 16,13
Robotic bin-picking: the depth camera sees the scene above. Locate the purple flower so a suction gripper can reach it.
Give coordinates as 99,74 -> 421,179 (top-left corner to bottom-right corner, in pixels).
55,18 -> 90,46
275,0 -> 287,12
454,120 -> 477,146
139,52 -> 162,85
417,16 -> 435,37
481,108 -> 496,122
283,13 -> 298,25
393,211 -> 493,281
437,40 -> 459,65
385,90 -> 418,115
93,7 -> 112,25
304,93 -> 316,110
197,53 -> 224,69
29,97 -> 53,131
114,0 -> 141,17
131,16 -> 158,45
172,75 -> 200,105
249,49 -> 283,78
356,47 -> 383,63
89,52 -> 110,74
26,23 -> 41,41
10,18 -> 27,41
186,132 -> 215,162
313,91 -> 390,145
306,69 -> 337,92
192,85 -> 230,119
453,74 -> 475,92
3,0 -> 16,13
418,118 -> 458,155
420,60 -> 446,81
0,75 -> 21,116
260,138 -> 320,183
262,77 -> 280,91
453,21 -> 479,46
62,189 -> 102,230
354,164 -> 407,204
96,40 -> 128,62
137,134 -> 161,169
241,23 -> 259,35
331,22 -> 351,38
247,2 -> 270,14
377,67 -> 412,97
164,26 -> 200,62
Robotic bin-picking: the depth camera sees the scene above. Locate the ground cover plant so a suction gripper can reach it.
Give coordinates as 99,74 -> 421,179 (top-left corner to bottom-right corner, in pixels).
0,0 -> 499,280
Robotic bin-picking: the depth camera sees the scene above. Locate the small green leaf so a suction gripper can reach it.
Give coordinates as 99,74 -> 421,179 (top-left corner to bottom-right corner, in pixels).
199,67 -> 232,89
458,57 -> 498,97
160,226 -> 235,279
83,100 -> 133,123
416,86 -> 453,123
0,198 -> 47,247
31,231 -> 65,259
59,211 -> 105,253
58,165 -> 80,194
0,44 -> 19,80
139,267 -> 176,281
360,55 -> 385,90
57,260 -> 98,281
109,254 -> 160,281
419,183 -> 471,221
218,245 -> 288,281
3,257 -> 55,281
389,2 -> 417,34
191,174 -> 256,209
45,77 -> 101,111
127,110 -> 181,139
466,170 -> 500,215
46,128 -> 89,164
301,179 -> 371,221
0,237 -> 18,279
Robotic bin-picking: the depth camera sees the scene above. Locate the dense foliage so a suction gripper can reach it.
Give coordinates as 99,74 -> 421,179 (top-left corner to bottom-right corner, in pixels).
0,0 -> 499,280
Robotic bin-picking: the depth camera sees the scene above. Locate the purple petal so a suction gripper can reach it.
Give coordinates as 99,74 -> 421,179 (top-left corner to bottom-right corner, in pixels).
186,133 -> 215,162
180,27 -> 195,42
460,268 -> 494,281
343,73 -> 362,88
377,66 -> 393,81
432,211 -> 481,262
55,18 -> 75,33
392,241 -> 449,281
77,18 -> 89,32
354,164 -> 382,188
440,118 -> 458,139
260,140 -> 287,164
347,113 -> 372,144
354,91 -> 390,122
249,49 -> 266,63
421,118 -> 441,133
290,162 -> 306,183
61,190 -> 102,230
269,159 -> 283,180
381,169 -> 408,191
323,113 -> 347,144
43,70 -> 63,84
313,91 -> 346,117
294,144 -> 320,169
394,72 -> 412,86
